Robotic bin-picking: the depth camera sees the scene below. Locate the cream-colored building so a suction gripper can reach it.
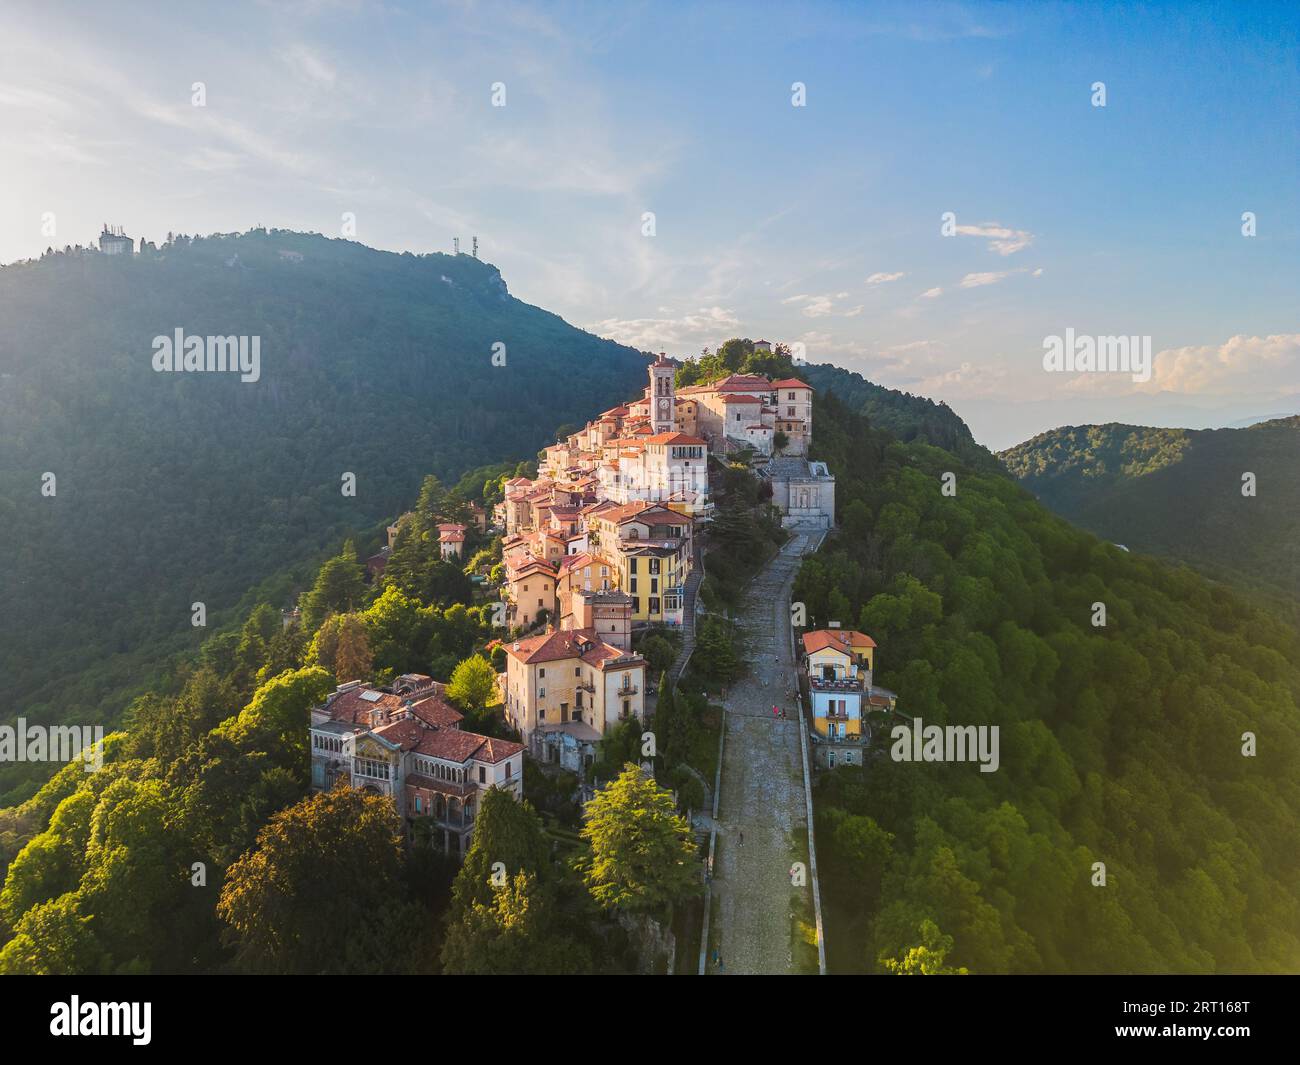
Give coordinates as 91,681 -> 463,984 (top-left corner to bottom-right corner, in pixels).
503,628 -> 646,770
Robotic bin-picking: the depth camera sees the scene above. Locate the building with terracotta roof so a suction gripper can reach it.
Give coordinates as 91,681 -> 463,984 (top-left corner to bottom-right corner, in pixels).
503,628 -> 645,771
503,555 -> 558,629
310,678 -> 524,857
437,522 -> 467,560
797,626 -> 893,769
675,369 -> 813,457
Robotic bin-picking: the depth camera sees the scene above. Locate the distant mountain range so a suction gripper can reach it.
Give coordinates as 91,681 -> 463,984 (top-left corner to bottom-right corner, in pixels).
999,417 -> 1300,610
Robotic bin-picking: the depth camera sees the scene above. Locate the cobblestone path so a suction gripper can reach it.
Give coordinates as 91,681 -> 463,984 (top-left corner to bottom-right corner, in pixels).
708,533 -> 811,974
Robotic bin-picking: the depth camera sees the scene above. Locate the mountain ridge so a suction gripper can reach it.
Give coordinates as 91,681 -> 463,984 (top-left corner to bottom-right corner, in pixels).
998,418 -> 1300,610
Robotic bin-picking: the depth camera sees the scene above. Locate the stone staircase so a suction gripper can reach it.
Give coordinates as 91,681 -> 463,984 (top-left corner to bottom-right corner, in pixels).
668,566 -> 704,686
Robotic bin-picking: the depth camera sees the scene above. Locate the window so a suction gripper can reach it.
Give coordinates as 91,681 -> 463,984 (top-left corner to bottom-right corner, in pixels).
788,392 -> 795,400
649,597 -> 661,614
787,407 -> 795,416
415,795 -> 423,813
575,666 -> 582,676
505,762 -> 512,779
479,766 -> 486,783
539,686 -> 546,698
539,668 -> 545,678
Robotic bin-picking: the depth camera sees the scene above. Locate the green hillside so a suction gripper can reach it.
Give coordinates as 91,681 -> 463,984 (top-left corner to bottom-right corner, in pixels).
801,361 -> 994,470
998,419 -> 1300,610
0,231 -> 647,798
799,392 -> 1300,973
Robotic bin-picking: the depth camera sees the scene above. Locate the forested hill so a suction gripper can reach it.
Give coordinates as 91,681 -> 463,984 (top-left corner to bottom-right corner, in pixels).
800,393 -> 1300,973
801,362 -> 993,470
0,231 -> 646,766
998,419 -> 1300,610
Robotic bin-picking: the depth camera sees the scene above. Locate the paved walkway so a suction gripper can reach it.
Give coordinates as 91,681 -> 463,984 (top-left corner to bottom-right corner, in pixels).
708,533 -> 811,974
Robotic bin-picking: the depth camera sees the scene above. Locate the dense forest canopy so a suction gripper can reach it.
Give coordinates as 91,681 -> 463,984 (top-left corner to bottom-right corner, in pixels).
801,393 -> 1300,973
998,418 -> 1300,614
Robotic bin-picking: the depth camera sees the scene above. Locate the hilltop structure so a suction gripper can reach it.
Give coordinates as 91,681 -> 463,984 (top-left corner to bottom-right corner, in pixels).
98,224 -> 133,255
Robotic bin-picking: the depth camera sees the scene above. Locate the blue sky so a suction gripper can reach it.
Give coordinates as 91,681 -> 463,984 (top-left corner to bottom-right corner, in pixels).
1,0 -> 1296,447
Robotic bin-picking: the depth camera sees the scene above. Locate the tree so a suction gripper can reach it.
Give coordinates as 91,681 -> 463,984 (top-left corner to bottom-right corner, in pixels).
578,764 -> 699,917
640,635 -> 676,676
693,617 -> 742,684
0,894 -> 105,975
446,655 -> 498,714
308,613 -> 373,681
217,787 -> 409,973
450,788 -> 552,917
882,919 -> 969,975
299,541 -> 366,632
220,666 -> 334,772
441,870 -> 590,974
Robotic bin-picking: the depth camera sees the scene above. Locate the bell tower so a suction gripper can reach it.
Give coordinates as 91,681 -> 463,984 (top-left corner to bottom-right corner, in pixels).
649,353 -> 675,435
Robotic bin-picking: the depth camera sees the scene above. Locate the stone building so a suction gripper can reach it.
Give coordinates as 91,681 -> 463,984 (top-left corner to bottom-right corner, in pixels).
762,457 -> 836,528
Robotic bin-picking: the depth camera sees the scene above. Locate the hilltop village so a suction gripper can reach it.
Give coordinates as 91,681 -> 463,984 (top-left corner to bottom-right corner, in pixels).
308,346 -> 852,858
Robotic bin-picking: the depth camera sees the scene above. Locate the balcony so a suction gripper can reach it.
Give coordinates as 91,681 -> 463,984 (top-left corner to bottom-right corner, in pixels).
578,681 -> 596,693
616,684 -> 639,696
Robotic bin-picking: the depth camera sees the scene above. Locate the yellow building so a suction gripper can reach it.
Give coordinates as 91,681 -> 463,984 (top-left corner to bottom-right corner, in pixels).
619,543 -> 687,626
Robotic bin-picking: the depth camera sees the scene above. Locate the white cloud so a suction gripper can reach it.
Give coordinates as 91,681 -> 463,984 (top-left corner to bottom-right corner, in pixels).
1056,333 -> 1300,397
1147,333 -> 1300,394
919,286 -> 943,299
865,271 -> 906,285
586,306 -> 741,350
782,292 -> 855,318
281,44 -> 338,86
954,220 -> 1033,255
959,270 -> 1013,288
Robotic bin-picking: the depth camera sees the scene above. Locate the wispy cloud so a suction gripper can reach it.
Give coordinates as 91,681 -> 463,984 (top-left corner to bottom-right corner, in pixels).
954,220 -> 1034,255
782,292 -> 856,318
587,306 -> 741,350
866,271 -> 906,285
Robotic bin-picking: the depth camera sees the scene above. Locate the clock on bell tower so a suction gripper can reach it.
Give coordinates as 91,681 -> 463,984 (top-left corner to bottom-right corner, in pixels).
649,352 -> 676,435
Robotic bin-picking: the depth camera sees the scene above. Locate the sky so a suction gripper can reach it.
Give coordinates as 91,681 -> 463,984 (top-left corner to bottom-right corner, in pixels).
1,0 -> 1296,449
